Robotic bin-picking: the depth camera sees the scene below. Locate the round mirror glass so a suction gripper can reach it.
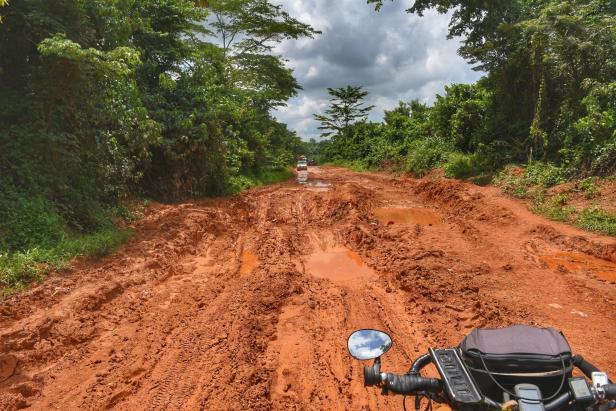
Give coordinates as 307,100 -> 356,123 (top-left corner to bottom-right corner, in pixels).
347,329 -> 393,360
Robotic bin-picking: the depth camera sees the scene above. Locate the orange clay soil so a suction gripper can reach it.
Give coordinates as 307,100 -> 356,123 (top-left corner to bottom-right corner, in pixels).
1,167 -> 615,410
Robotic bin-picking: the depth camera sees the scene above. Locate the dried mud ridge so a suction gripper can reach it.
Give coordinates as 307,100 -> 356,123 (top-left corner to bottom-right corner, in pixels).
1,168 -> 615,410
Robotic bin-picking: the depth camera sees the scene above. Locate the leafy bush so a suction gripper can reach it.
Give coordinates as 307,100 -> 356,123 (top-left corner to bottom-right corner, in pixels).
255,169 -> 294,185
444,152 -> 482,179
493,166 -> 528,198
576,178 -> 598,199
0,188 -> 65,252
228,175 -> 259,194
327,159 -> 371,172
405,138 -> 452,176
577,207 -> 616,236
0,228 -> 132,292
534,193 -> 573,222
591,142 -> 616,176
524,162 -> 568,188
227,169 -> 293,195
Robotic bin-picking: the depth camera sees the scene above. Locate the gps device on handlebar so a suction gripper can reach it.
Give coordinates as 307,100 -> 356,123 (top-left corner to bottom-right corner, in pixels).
347,326 -> 616,411
514,384 -> 545,411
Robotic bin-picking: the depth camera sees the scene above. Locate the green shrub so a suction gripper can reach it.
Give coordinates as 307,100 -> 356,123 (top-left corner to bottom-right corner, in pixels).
0,228 -> 132,292
524,162 -> 568,187
493,166 -> 529,198
576,178 -> 598,199
327,159 -> 371,172
405,138 -> 452,176
591,142 -> 616,176
228,175 -> 259,194
443,152 -> 481,179
0,192 -> 65,252
227,168 -> 294,195
576,207 -> 616,236
494,162 -> 570,198
534,193 -> 573,221
255,168 -> 294,185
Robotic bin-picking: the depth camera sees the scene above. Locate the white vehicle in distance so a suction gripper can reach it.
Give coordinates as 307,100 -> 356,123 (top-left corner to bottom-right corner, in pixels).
297,160 -> 308,171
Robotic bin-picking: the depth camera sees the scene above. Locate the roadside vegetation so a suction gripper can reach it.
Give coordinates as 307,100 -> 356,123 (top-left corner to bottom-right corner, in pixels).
0,0 -> 316,291
494,165 -> 616,237
312,0 -> 616,236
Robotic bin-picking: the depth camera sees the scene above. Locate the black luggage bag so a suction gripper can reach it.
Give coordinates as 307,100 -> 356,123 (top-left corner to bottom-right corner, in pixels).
459,325 -> 574,401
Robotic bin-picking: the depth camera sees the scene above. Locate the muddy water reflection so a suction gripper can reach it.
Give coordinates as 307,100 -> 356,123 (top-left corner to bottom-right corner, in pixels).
296,171 -> 332,191
540,252 -> 616,283
240,249 -> 259,277
374,207 -> 442,226
306,247 -> 374,283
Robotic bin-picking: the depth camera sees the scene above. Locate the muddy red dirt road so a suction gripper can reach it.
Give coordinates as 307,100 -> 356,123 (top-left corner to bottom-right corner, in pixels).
1,167 -> 616,410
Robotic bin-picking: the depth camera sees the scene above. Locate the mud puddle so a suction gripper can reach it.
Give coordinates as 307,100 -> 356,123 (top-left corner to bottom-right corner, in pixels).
296,172 -> 331,191
240,249 -> 259,277
306,247 -> 374,284
306,180 -> 331,192
373,207 -> 442,226
540,251 -> 616,282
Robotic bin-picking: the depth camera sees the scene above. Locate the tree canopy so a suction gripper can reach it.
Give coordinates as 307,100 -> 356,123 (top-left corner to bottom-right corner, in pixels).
0,0 -> 315,255
316,0 -> 615,178
314,86 -> 375,138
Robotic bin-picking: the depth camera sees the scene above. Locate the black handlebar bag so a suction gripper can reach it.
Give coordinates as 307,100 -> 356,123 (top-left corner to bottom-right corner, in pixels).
459,325 -> 573,400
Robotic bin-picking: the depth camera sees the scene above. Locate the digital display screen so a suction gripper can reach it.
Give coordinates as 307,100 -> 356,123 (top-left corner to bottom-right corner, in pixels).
570,379 -> 592,399
516,386 -> 544,411
518,388 -> 541,401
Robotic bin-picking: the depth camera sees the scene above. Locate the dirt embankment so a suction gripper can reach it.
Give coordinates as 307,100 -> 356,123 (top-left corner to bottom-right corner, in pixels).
0,167 -> 615,410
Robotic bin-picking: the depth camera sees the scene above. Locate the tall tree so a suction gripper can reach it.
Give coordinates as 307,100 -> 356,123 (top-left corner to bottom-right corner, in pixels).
314,86 -> 375,138
206,0 -> 319,108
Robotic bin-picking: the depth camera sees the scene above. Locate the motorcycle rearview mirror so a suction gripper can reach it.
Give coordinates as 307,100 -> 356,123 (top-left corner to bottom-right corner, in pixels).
347,329 -> 393,361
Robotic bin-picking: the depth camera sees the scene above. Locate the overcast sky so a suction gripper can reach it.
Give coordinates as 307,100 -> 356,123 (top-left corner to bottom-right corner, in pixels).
270,0 -> 483,140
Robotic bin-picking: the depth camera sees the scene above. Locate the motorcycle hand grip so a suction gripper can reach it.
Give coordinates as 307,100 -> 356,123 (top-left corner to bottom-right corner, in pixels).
364,364 -> 381,387
383,373 -> 441,395
604,384 -> 616,400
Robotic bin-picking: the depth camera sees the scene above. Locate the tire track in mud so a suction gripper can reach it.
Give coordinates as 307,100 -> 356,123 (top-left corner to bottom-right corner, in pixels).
0,167 -> 615,410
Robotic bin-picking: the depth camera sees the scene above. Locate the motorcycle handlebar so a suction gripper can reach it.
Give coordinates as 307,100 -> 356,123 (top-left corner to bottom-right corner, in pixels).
544,392 -> 572,411
573,355 -> 602,379
363,359 -> 616,410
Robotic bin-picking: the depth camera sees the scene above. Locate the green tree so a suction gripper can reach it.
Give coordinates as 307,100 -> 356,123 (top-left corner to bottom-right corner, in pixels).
207,0 -> 319,109
429,83 -> 491,153
0,0 -> 313,255
368,0 -> 616,172
314,86 -> 375,138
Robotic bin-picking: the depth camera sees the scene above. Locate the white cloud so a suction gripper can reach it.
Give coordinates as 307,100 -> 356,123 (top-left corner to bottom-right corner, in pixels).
271,0 -> 484,140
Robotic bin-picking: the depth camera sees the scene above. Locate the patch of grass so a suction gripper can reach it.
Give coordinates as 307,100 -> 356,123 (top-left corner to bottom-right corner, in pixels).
524,162 -> 568,187
227,168 -> 294,194
534,193 -> 573,222
255,168 -> 295,185
325,159 -> 371,172
0,228 -> 132,294
494,165 -> 616,238
493,166 -> 530,198
576,207 -> 616,236
494,162 -> 570,198
576,178 -> 598,199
